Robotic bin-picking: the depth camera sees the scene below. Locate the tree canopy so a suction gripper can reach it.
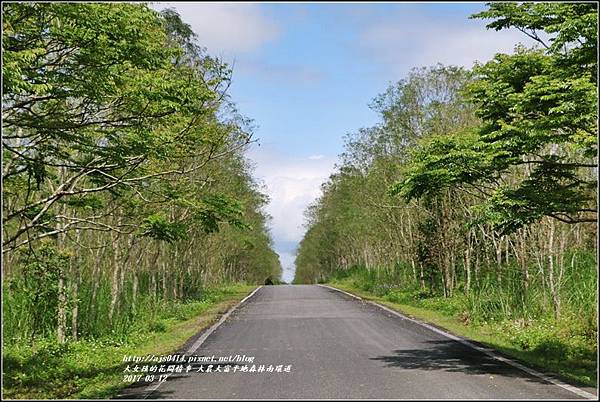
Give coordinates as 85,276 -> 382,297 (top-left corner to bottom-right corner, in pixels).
392,2 -> 597,234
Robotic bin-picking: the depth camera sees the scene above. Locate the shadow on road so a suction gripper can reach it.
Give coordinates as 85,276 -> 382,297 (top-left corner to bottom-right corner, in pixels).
370,339 -> 549,385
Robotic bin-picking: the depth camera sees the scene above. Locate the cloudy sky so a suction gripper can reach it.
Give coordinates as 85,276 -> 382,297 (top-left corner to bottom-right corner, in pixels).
151,2 -> 535,283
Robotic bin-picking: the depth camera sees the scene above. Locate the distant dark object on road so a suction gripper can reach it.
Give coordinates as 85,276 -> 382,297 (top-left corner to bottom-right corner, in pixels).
264,276 -> 274,285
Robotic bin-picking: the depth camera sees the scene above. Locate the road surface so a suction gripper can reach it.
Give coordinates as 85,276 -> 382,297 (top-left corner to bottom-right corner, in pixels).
118,285 -> 594,399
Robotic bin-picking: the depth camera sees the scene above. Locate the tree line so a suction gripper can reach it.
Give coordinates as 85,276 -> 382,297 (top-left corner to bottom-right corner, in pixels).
2,3 -> 281,344
294,3 -> 597,326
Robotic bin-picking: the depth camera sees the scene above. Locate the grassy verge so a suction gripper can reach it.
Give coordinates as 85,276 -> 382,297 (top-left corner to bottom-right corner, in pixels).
327,279 -> 597,389
2,284 -> 257,399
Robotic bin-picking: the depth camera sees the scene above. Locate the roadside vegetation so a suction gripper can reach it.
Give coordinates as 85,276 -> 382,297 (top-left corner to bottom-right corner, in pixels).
2,3 -> 281,398
3,285 -> 256,399
294,3 -> 597,386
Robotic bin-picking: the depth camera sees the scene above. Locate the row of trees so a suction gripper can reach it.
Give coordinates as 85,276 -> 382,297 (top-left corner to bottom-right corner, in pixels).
294,3 -> 597,323
2,3 -> 281,343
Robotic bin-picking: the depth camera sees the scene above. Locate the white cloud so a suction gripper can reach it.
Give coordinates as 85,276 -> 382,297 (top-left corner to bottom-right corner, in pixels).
247,145 -> 337,282
249,145 -> 335,243
356,10 -> 542,77
278,251 -> 296,284
151,2 -> 280,55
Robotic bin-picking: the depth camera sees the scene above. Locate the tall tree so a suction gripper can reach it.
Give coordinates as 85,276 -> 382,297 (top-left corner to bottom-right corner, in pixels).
393,2 -> 597,234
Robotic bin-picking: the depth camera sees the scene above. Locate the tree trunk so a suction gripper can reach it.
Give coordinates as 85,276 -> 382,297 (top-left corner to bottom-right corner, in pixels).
71,267 -> 79,340
465,230 -> 472,294
56,189 -> 68,344
57,275 -> 67,343
132,272 -> 139,312
108,243 -> 120,325
547,219 -> 561,319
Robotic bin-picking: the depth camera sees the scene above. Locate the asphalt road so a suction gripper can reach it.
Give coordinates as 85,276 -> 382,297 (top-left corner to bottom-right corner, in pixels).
118,285 -> 593,399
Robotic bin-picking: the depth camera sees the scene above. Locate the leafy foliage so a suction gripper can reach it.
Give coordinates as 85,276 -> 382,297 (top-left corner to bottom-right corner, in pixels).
2,3 -> 281,355
139,214 -> 188,243
394,3 -> 597,233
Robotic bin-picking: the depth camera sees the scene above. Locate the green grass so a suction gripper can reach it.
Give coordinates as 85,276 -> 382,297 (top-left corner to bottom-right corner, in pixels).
2,284 -> 257,399
328,278 -> 597,389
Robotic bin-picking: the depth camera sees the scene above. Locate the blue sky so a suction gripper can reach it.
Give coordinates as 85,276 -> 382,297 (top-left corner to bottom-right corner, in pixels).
151,2 -> 537,283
